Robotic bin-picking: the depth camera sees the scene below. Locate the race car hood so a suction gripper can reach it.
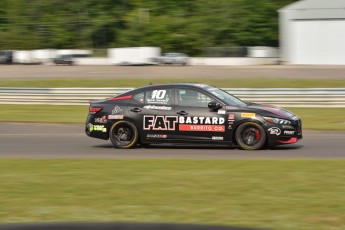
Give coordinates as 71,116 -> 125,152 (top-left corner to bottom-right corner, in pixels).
242,103 -> 299,120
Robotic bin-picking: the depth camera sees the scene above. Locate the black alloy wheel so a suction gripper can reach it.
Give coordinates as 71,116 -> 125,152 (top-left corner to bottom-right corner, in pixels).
110,121 -> 138,149
235,122 -> 266,150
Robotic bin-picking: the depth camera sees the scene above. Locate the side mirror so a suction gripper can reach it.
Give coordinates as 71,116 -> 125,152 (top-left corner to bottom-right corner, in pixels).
208,101 -> 222,110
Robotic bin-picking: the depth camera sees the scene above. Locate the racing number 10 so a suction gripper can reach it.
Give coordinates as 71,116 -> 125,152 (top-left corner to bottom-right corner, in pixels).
151,90 -> 166,100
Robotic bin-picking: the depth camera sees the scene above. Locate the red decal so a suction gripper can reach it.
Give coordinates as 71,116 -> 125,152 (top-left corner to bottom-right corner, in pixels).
109,95 -> 132,101
179,125 -> 225,132
277,137 -> 298,144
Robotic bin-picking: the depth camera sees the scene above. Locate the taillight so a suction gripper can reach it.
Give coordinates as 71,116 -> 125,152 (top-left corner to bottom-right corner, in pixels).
89,107 -> 102,114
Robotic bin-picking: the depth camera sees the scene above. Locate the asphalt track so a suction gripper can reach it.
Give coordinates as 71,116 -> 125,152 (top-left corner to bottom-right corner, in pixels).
0,123 -> 344,159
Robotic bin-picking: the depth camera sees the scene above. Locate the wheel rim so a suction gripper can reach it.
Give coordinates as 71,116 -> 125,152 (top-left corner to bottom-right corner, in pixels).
112,124 -> 134,146
240,127 -> 261,147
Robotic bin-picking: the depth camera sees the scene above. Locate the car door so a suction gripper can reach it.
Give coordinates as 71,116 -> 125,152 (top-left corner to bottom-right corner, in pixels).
128,87 -> 176,142
173,88 -> 229,142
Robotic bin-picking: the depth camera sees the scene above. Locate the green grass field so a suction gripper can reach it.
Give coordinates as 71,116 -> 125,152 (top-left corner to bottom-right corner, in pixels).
0,159 -> 344,230
0,105 -> 344,130
1,78 -> 345,88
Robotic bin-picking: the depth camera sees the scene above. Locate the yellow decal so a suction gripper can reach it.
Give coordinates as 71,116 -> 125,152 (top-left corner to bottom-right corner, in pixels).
241,113 -> 256,118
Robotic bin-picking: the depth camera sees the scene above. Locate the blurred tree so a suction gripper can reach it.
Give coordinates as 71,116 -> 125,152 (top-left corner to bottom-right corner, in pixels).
0,0 -> 297,54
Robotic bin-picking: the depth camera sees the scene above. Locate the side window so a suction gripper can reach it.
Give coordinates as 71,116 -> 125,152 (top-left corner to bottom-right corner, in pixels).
133,92 -> 145,103
177,89 -> 212,107
145,89 -> 171,105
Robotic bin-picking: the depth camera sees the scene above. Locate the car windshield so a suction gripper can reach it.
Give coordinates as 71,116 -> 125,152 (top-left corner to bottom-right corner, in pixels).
206,87 -> 247,107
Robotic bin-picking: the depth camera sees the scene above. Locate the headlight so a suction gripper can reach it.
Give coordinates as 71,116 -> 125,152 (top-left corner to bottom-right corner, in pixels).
263,117 -> 291,125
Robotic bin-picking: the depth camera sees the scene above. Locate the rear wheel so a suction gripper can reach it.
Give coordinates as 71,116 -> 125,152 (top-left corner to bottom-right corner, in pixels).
109,121 -> 138,149
235,122 -> 266,150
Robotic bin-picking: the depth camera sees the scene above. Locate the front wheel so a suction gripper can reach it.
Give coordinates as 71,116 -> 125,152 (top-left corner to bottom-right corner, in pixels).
109,121 -> 138,149
235,122 -> 266,150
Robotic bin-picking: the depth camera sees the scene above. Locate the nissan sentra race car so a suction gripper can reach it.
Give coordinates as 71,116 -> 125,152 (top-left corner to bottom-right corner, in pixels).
85,83 -> 302,150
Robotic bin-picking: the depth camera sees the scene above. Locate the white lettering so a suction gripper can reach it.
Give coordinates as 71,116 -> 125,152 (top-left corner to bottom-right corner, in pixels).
144,115 -> 178,131
193,117 -> 199,124
205,117 -> 211,124
284,130 -> 295,135
152,90 -> 166,100
186,117 -> 192,124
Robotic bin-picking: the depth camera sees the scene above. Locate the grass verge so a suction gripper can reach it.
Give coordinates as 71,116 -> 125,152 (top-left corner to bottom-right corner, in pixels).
0,159 -> 344,230
0,78 -> 345,88
0,105 -> 344,131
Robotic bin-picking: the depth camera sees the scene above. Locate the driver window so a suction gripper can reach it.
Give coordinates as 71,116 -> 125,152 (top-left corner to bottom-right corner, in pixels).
177,89 -> 212,107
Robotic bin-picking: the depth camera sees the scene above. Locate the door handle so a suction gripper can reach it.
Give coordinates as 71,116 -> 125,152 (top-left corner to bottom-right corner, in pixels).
130,108 -> 142,113
177,111 -> 188,115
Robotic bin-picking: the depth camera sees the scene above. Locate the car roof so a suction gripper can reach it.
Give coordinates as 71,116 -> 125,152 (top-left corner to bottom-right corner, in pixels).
133,83 -> 212,91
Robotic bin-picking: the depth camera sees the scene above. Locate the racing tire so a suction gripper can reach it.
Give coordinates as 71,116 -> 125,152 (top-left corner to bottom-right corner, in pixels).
109,121 -> 138,149
235,122 -> 266,150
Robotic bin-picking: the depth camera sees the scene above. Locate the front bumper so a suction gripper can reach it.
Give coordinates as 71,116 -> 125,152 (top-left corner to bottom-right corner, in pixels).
267,118 -> 302,146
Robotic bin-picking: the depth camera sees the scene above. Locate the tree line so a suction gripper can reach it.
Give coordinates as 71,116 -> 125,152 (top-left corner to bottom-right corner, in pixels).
0,0 -> 296,55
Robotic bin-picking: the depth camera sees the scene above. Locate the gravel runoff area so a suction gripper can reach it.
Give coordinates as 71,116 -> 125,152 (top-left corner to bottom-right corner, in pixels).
1,65 -> 345,80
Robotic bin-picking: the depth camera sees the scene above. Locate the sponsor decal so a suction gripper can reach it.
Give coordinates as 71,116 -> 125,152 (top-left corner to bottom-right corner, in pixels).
143,115 -> 225,131
108,114 -> 124,120
282,125 -> 295,129
144,116 -> 178,131
143,105 -> 172,110
179,116 -> 225,125
147,134 -> 167,139
112,106 -> 122,114
179,125 -> 225,132
147,89 -> 170,104
218,109 -> 226,115
268,127 -> 281,136
227,114 -> 235,129
212,136 -> 223,140
95,116 -> 107,123
88,123 -> 106,132
241,113 -> 256,118
284,130 -> 295,135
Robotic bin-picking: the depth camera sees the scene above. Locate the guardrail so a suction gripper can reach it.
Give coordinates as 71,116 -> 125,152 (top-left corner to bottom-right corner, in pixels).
0,87 -> 344,107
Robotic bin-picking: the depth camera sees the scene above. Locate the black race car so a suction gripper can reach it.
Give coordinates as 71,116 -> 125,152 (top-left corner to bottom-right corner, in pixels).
85,83 -> 302,150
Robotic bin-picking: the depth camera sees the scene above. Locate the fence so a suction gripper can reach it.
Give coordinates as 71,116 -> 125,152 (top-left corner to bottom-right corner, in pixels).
0,87 -> 344,107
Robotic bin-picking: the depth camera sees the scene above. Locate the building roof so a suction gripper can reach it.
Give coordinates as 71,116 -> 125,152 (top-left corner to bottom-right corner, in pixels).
280,0 -> 345,11
279,0 -> 345,19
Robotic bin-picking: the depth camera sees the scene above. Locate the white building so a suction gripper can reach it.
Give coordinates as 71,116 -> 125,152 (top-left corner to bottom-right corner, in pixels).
279,0 -> 345,65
